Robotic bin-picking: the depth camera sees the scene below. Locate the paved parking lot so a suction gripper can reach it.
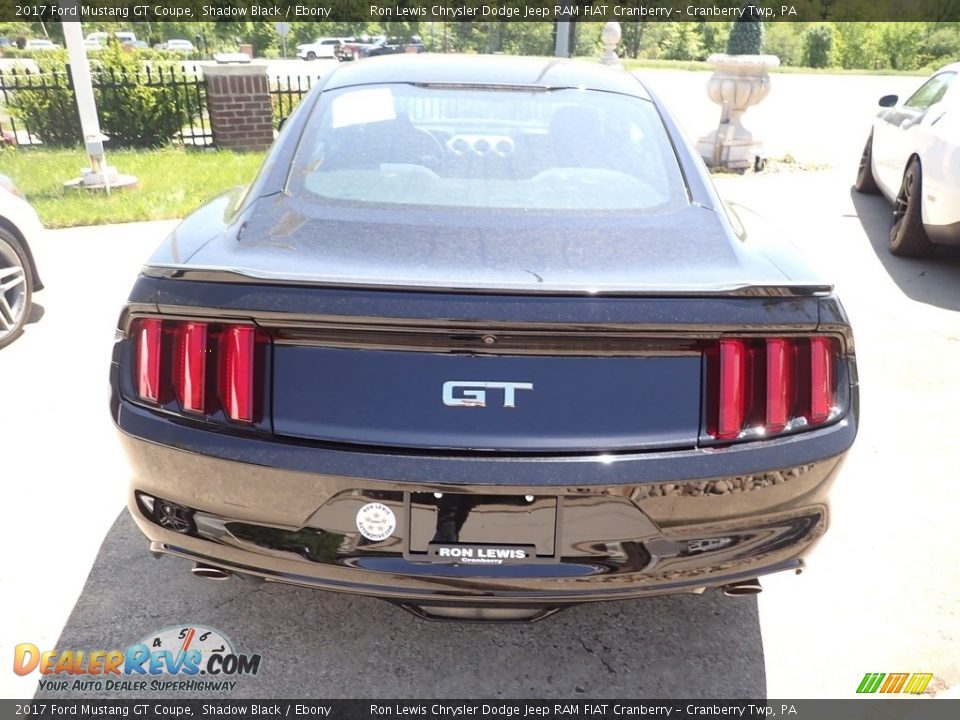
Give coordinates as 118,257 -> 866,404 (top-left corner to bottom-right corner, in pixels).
1,67 -> 958,700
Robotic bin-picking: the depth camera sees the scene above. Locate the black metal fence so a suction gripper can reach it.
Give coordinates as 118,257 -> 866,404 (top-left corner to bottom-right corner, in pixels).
0,65 -> 325,148
0,68 -> 76,147
0,63 -> 211,148
270,73 -> 321,128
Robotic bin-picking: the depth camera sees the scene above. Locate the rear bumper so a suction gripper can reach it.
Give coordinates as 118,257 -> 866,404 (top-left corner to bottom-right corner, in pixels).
116,402 -> 854,609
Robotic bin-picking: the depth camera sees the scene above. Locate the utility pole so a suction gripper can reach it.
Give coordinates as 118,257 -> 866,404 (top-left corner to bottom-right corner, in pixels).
59,0 -> 136,190
554,21 -> 571,58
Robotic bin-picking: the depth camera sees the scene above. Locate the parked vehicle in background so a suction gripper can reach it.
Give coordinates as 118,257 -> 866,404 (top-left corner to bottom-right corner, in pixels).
23,39 -> 60,51
123,40 -> 149,51
855,61 -> 960,257
361,36 -> 426,58
0,174 -> 44,349
111,55 -> 858,622
297,37 -> 343,61
85,31 -> 136,46
158,39 -> 195,53
336,36 -> 384,62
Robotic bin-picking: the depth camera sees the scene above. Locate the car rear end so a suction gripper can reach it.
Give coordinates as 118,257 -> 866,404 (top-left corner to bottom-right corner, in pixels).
112,281 -> 856,620
110,57 -> 858,621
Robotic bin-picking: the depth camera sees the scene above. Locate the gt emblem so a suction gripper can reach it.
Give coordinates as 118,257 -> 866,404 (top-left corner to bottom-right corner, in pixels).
442,381 -> 534,408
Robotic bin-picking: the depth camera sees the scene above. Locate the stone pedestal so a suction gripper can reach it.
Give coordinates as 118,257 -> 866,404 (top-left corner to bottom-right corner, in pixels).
696,54 -> 779,170
203,63 -> 273,152
599,22 -> 622,67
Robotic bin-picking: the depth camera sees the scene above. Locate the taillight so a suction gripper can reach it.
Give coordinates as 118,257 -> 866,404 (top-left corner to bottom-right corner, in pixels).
765,338 -> 792,433
716,339 -> 747,440
809,337 -> 835,424
173,322 -> 208,414
131,318 -> 266,424
221,325 -> 256,423
135,318 -> 163,403
706,335 -> 841,442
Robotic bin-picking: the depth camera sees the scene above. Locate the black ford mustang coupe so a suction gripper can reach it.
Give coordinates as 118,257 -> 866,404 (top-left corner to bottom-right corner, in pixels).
110,56 -> 858,621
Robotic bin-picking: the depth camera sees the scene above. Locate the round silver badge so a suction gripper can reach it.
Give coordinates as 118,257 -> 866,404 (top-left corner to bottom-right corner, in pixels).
355,502 -> 396,542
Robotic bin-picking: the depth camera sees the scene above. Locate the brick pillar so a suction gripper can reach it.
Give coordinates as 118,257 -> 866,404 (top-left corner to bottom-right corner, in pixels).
203,63 -> 274,152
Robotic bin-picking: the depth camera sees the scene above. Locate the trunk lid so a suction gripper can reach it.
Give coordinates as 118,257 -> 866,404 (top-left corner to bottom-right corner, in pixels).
171,197 -> 826,295
271,344 -> 702,452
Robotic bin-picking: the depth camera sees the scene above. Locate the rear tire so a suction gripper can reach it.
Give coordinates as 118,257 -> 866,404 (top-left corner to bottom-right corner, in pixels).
854,133 -> 880,194
0,227 -> 33,350
889,158 -> 933,258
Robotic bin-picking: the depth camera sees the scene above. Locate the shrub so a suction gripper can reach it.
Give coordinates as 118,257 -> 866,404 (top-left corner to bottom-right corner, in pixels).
663,24 -> 706,61
7,43 -> 203,148
763,22 -> 805,66
727,11 -> 765,55
802,24 -> 838,68
5,51 -> 81,146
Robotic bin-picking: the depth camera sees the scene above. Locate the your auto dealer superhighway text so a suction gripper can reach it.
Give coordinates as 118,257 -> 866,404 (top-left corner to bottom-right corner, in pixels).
369,705 -> 788,717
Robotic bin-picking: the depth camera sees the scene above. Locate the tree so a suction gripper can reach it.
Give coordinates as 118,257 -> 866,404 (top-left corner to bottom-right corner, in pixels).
727,11 -> 765,55
802,23 -> 838,67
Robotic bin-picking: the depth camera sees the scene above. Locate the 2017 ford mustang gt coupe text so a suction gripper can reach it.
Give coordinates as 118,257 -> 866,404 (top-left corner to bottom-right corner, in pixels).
110,56 -> 858,621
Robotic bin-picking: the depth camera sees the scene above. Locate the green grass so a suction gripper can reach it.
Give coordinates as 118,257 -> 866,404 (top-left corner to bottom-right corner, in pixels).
1,147 -> 266,228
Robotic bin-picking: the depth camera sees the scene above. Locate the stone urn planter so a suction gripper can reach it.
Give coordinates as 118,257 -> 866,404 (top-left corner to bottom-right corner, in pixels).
696,53 -> 780,170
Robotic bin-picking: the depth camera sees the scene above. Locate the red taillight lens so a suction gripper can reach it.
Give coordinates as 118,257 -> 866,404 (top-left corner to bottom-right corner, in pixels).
716,339 -> 747,440
131,318 -> 265,424
810,337 -> 835,424
173,322 -> 208,414
135,318 -> 163,403
765,338 -> 792,433
221,325 -> 256,423
707,335 -> 840,442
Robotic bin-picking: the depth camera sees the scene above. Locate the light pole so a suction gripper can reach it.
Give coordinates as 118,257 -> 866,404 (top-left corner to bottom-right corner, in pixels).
60,1 -> 136,191
554,21 -> 571,58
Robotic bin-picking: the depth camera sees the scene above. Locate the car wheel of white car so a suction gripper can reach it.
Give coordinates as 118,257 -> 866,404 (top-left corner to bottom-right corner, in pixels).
889,158 -> 933,258
854,133 -> 880,194
0,227 -> 32,349
306,51 -> 316,61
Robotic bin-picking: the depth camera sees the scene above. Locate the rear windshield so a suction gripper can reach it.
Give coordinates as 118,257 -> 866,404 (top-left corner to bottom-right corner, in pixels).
288,84 -> 688,213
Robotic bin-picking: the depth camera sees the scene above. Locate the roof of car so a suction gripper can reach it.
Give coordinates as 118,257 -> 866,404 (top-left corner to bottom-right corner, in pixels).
322,54 -> 651,98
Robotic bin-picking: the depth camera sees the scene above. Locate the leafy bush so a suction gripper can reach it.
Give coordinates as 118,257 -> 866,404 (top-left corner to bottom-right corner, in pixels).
7,43 -> 203,148
0,47 -> 34,59
763,22 -> 805,66
802,24 -> 838,68
663,24 -> 706,61
4,51 -> 80,146
727,13 -> 764,55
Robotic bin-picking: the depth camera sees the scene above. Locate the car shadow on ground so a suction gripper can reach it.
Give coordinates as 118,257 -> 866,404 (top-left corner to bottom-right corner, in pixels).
35,511 -> 765,699
850,187 -> 960,312
27,301 -> 44,324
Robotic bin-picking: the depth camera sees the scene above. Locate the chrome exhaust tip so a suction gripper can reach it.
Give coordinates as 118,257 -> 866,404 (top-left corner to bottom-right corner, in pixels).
191,563 -> 232,581
722,578 -> 762,597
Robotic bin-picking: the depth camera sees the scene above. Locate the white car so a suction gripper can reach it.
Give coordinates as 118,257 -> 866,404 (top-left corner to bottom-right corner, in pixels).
23,39 -> 61,51
855,62 -> 960,256
0,175 -> 44,349
86,31 -> 136,46
296,37 -> 343,61
163,39 -> 195,53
